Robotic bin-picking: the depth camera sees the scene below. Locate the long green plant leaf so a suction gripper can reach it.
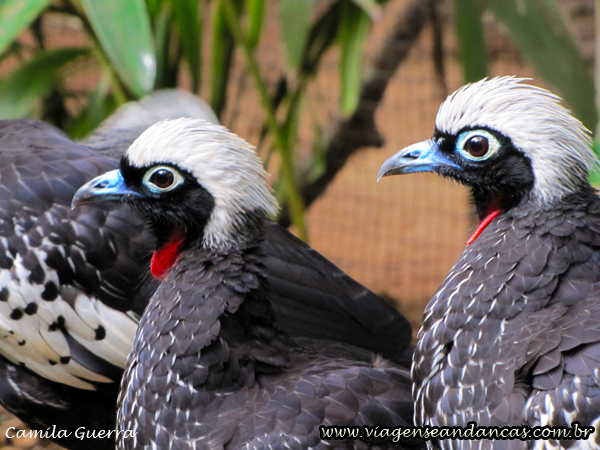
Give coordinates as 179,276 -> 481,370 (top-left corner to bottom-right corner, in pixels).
152,2 -> 171,89
172,0 -> 202,92
0,48 -> 87,119
349,0 -> 381,19
279,0 -> 314,70
591,141 -> 600,180
221,0 -> 308,241
338,1 -> 370,115
145,0 -> 165,17
482,0 -> 597,131
0,0 -> 52,56
246,0 -> 264,50
210,0 -> 238,117
80,0 -> 156,97
453,0 -> 487,82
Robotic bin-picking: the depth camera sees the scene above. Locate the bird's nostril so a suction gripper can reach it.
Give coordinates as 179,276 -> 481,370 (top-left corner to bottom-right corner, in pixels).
94,180 -> 109,189
405,150 -> 421,160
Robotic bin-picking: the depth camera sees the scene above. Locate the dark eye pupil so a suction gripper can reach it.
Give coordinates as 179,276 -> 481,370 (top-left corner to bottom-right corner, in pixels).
465,136 -> 489,157
150,169 -> 174,188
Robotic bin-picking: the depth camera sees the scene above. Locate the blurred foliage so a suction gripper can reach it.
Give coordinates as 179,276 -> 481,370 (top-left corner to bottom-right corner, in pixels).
451,0 -> 597,134
1,0 -> 598,235
0,0 -> 384,240
452,0 -> 487,83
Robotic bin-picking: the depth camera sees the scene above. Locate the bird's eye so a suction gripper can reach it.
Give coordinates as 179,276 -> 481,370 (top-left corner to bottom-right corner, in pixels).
150,169 -> 173,188
456,130 -> 500,161
465,136 -> 488,157
142,166 -> 184,193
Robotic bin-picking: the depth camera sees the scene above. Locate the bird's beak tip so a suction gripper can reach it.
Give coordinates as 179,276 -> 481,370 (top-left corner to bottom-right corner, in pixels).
376,170 -> 389,183
71,185 -> 97,209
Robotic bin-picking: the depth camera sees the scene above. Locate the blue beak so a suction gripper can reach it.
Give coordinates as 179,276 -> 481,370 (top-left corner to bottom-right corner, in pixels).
377,139 -> 462,181
71,170 -> 141,209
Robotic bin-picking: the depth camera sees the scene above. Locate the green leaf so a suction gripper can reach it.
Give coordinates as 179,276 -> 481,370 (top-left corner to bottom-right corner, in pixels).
80,0 -> 156,97
152,2 -> 171,89
282,90 -> 303,153
145,0 -> 166,17
593,139 -> 600,157
307,123 -> 326,182
349,0 -> 381,20
453,0 -> 487,83
0,48 -> 87,119
172,0 -> 202,92
0,0 -> 51,56
338,1 -> 370,115
246,0 -> 264,50
590,140 -> 600,186
210,0 -> 237,117
481,0 -> 597,132
589,168 -> 600,186
279,0 -> 315,70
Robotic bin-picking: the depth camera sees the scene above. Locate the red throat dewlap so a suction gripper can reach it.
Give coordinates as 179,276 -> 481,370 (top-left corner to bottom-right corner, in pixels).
467,209 -> 501,246
151,233 -> 185,280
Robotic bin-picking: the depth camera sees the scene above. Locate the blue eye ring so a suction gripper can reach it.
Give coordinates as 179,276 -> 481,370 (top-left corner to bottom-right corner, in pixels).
142,166 -> 184,193
456,130 -> 500,161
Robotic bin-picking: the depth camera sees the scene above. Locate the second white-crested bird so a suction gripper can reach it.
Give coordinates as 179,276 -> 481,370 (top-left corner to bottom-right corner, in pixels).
74,118 -> 422,449
379,77 -> 600,449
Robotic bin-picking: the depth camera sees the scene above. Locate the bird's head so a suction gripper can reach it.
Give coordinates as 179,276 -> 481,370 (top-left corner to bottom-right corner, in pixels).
378,77 -> 597,218
73,118 -> 278,254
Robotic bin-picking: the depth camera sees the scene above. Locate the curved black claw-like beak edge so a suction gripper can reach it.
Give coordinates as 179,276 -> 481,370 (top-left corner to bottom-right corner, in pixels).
72,169 -> 140,209
377,139 -> 461,182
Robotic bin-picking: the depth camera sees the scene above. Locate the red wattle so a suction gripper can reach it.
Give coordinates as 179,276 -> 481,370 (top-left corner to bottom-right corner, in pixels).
151,234 -> 185,280
466,209 -> 502,246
